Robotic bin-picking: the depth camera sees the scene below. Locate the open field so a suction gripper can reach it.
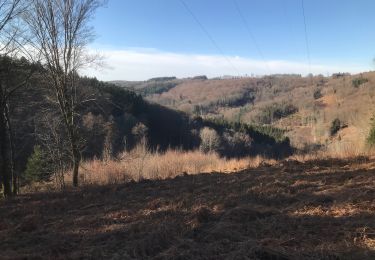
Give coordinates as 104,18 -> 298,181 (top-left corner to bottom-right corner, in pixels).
1,157 -> 375,259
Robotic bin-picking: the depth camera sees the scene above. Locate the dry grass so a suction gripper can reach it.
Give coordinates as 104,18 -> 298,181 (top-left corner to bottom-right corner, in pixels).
79,143 -> 271,185
290,142 -> 375,163
67,139 -> 375,188
2,157 -> 375,259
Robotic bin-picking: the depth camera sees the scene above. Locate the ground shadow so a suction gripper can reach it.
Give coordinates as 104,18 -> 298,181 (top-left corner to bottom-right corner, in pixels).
1,157 -> 375,259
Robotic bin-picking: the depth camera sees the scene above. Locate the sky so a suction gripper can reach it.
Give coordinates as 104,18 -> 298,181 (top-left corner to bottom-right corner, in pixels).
84,0 -> 375,81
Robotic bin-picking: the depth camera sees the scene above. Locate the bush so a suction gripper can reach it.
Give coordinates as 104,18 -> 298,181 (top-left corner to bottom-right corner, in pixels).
352,77 -> 368,88
330,118 -> 342,136
24,146 -> 51,182
313,89 -> 323,99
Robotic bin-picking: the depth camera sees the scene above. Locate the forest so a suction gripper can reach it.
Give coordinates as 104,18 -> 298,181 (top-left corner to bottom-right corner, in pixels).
0,0 -> 292,197
2,1 -> 375,259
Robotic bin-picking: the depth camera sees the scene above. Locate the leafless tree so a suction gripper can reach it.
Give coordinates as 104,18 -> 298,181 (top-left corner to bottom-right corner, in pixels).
24,0 -> 103,187
0,0 -> 30,197
199,127 -> 221,153
36,113 -> 70,190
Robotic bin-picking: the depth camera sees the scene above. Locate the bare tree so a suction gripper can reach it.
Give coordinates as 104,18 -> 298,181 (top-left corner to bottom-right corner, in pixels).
24,0 -> 102,187
199,127 -> 221,153
36,113 -> 70,190
0,0 -> 29,197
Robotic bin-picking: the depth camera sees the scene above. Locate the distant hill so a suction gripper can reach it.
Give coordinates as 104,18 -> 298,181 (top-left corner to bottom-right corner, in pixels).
6,61 -> 291,177
112,72 -> 375,153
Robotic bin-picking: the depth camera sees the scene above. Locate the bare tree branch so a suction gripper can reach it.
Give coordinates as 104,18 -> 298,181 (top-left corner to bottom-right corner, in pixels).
25,0 -> 103,187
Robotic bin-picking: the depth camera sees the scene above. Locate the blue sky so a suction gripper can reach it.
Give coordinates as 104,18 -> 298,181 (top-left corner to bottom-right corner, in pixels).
85,0 -> 375,80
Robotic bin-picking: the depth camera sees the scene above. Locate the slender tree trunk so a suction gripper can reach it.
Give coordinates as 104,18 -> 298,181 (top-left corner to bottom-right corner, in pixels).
72,145 -> 80,187
5,104 -> 17,195
68,126 -> 81,187
0,107 -> 11,197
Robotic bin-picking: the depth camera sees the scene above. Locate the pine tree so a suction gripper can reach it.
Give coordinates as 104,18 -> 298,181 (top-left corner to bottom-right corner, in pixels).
24,146 -> 50,182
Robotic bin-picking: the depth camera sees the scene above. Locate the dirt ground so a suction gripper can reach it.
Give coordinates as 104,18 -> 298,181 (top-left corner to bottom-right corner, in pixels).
1,157 -> 375,259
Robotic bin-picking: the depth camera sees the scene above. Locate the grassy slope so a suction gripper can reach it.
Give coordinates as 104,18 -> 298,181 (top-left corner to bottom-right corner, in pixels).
127,72 -> 375,151
1,157 -> 375,259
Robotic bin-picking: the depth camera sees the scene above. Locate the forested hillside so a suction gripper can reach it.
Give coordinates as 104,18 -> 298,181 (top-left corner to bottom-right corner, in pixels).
2,0 -> 375,259
2,58 -> 292,194
114,72 -> 375,154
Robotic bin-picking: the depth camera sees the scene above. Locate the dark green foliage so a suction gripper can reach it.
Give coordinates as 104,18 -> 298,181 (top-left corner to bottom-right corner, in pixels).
193,90 -> 255,116
24,146 -> 50,182
111,77 -> 180,96
251,124 -> 288,143
352,77 -> 368,88
212,91 -> 255,108
203,118 -> 288,144
202,118 -> 292,158
192,75 -> 208,80
137,81 -> 179,96
313,89 -> 323,99
256,102 -> 298,124
330,118 -> 342,136
99,83 -> 145,116
148,77 -> 177,82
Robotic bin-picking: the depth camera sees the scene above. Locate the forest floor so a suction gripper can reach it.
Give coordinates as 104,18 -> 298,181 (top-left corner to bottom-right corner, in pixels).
1,157 -> 375,259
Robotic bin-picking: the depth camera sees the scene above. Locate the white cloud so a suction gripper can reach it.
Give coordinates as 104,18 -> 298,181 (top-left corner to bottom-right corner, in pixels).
82,47 -> 371,81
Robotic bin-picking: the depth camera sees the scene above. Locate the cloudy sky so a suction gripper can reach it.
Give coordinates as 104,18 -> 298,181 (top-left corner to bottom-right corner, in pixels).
83,0 -> 375,81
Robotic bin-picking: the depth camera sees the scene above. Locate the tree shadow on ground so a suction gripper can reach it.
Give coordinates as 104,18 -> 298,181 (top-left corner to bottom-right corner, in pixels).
1,157 -> 375,259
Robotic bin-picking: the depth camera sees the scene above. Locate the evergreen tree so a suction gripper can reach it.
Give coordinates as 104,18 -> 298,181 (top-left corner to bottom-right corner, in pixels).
24,146 -> 50,182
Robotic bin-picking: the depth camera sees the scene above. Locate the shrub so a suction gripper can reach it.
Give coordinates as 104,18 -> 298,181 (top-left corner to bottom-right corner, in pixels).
313,89 -> 323,99
352,77 -> 368,88
24,146 -> 51,182
330,118 -> 342,136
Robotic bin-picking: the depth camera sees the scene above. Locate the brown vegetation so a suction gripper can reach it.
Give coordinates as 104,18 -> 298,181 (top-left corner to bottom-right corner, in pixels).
1,157 -> 375,258
141,72 -> 375,153
78,144 -> 268,186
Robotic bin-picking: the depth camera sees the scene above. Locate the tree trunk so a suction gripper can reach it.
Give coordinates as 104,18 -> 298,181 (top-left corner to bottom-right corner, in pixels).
0,108 -> 11,197
72,146 -> 80,187
69,126 -> 81,187
5,104 -> 17,195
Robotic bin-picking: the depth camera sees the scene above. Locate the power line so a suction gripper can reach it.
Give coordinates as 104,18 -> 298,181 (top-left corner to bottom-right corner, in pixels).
301,0 -> 311,74
233,0 -> 271,74
179,0 -> 240,76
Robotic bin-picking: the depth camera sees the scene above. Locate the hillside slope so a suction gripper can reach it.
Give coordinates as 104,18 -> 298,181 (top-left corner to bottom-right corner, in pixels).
1,157 -> 375,259
6,61 -> 292,184
114,72 -> 375,153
